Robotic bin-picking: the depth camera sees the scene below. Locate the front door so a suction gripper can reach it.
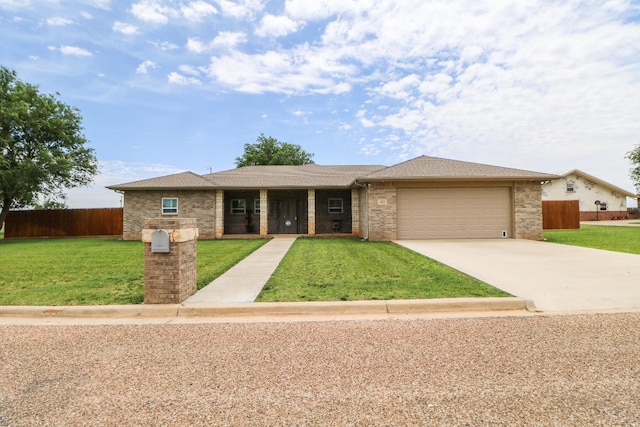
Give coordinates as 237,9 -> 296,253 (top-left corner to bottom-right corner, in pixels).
275,199 -> 302,233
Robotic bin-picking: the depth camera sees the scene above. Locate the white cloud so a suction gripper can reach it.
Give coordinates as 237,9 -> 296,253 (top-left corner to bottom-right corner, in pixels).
113,21 -> 138,35
356,109 -> 375,128
131,0 -> 175,24
178,64 -> 200,76
46,17 -> 73,26
152,40 -> 179,50
181,0 -> 217,21
206,46 -> 355,94
54,45 -> 93,56
168,72 -> 202,85
188,32 -> 247,53
211,31 -> 246,48
214,0 -> 265,19
186,37 -> 208,53
82,0 -> 111,9
80,11 -> 93,19
136,60 -> 158,74
255,14 -> 299,37
284,0 -> 354,21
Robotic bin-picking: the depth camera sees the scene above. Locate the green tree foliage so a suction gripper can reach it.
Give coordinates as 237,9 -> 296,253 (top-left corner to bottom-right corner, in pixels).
0,67 -> 98,226
34,199 -> 68,210
235,134 -> 314,167
626,143 -> 640,193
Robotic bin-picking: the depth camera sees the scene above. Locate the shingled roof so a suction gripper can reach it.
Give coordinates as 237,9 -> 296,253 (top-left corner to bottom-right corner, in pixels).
204,164 -> 385,189
107,156 -> 557,191
359,156 -> 558,181
107,171 -> 214,190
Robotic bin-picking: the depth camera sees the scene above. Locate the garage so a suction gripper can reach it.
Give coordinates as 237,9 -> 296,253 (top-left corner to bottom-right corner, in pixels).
397,187 -> 512,239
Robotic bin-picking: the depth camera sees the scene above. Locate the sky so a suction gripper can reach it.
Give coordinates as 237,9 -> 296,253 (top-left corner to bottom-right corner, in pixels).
1,0 -> 639,208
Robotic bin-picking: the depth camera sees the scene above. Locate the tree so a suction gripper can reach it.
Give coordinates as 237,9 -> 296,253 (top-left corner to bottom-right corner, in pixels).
235,134 -> 314,167
0,67 -> 98,227
627,144 -> 640,194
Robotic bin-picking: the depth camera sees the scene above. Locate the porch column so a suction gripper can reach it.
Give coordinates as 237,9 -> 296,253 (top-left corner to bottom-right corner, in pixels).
308,189 -> 316,235
260,189 -> 268,236
351,188 -> 360,235
214,190 -> 224,238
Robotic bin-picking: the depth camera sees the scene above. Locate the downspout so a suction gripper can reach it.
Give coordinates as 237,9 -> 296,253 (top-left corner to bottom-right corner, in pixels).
353,180 -> 369,241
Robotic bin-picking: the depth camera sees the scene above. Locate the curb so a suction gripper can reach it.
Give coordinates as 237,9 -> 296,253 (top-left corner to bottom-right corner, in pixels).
0,297 -> 534,319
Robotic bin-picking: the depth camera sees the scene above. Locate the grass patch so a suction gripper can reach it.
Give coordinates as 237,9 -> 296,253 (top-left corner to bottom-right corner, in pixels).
0,238 -> 267,306
543,225 -> 640,255
256,238 -> 510,302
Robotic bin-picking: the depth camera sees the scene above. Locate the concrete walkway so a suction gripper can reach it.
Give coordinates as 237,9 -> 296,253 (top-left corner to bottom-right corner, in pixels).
182,237 -> 296,305
396,239 -> 640,312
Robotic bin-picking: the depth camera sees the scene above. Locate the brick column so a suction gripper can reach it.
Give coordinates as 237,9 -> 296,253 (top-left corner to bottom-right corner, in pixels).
308,189 -> 316,235
260,189 -> 268,236
142,218 -> 198,304
214,190 -> 224,238
351,188 -> 360,235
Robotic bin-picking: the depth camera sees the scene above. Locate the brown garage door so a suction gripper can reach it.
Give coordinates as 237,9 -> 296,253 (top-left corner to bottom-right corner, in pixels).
397,187 -> 512,239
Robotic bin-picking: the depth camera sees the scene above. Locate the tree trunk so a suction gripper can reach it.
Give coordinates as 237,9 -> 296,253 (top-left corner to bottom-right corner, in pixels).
0,197 -> 12,231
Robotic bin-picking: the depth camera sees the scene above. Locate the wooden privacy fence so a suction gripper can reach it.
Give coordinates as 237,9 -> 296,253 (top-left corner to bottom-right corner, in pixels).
5,208 -> 123,238
542,200 -> 580,230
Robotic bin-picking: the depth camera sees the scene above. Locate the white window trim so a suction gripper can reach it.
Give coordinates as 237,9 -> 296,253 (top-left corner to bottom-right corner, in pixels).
328,198 -> 343,214
254,199 -> 261,214
162,197 -> 178,215
231,199 -> 246,214
566,182 -> 575,193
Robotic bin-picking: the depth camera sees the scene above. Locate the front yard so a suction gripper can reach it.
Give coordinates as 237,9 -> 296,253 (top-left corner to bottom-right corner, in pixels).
0,238 -> 268,305
4,224 -> 636,306
256,238 -> 507,302
0,236 -> 507,305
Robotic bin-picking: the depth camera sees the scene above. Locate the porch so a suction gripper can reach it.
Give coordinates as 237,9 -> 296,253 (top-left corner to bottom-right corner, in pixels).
216,188 -> 360,238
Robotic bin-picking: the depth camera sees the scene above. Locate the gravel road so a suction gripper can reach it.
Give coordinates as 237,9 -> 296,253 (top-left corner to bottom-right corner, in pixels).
1,313 -> 639,426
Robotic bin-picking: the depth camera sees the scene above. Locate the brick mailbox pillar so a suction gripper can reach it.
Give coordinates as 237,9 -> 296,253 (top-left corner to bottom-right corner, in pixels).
142,218 -> 198,304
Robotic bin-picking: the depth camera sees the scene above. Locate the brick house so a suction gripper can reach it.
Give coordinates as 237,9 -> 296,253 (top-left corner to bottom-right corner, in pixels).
542,169 -> 636,221
108,156 -> 557,241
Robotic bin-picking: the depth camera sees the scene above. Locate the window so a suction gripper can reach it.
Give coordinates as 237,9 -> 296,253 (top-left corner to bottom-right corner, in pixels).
254,199 -> 261,214
231,199 -> 246,214
162,198 -> 178,215
566,181 -> 575,193
328,198 -> 343,214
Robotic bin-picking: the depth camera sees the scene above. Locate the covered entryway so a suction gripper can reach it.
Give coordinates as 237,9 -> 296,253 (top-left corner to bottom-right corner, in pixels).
268,190 -> 308,234
397,187 -> 512,239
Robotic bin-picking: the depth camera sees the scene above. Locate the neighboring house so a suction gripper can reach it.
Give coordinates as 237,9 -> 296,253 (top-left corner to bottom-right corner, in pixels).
542,169 -> 636,221
107,155 -> 557,241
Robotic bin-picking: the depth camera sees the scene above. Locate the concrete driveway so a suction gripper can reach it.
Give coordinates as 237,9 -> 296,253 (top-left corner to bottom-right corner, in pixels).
395,239 -> 640,312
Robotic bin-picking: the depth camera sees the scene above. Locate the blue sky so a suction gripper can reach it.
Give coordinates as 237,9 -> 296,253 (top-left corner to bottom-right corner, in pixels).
2,0 -> 639,208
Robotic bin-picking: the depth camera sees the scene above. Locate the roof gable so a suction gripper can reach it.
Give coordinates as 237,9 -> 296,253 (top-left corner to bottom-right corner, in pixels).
107,171 -> 214,190
360,155 -> 558,181
555,169 -> 636,197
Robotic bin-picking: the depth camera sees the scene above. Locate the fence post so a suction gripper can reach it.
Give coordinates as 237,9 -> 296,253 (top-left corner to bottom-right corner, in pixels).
141,218 -> 198,304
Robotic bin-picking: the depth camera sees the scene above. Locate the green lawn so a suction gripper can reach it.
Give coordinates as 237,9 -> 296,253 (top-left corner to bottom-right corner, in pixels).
544,224 -> 640,255
256,238 -> 510,302
0,238 -> 267,305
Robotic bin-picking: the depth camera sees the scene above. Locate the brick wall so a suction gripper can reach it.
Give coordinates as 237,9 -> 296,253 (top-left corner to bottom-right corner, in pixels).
123,190 -> 215,240
315,189 -> 352,233
366,182 -> 397,241
351,188 -> 360,235
224,190 -> 260,234
514,181 -> 544,240
143,218 -> 197,304
358,186 -> 368,239
579,210 -> 630,221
